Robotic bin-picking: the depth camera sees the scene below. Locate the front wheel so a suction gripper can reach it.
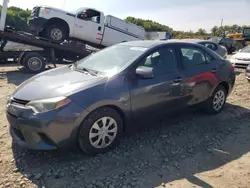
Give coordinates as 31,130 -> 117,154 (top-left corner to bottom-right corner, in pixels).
44,24 -> 67,43
204,85 -> 227,114
77,107 -> 123,155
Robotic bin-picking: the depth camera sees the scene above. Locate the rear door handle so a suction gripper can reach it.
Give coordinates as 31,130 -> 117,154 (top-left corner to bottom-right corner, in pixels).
211,68 -> 217,73
173,77 -> 182,83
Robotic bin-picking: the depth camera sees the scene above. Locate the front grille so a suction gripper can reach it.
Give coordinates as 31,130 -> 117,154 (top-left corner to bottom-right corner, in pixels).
10,98 -> 29,107
236,58 -> 250,61
30,7 -> 40,18
234,63 -> 249,68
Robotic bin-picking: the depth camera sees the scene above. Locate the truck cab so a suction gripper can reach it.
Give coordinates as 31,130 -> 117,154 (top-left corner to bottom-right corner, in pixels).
73,8 -> 105,45
243,27 -> 250,45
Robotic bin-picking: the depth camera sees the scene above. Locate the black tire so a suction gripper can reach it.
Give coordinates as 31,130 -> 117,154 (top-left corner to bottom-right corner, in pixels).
204,85 -> 227,114
22,53 -> 46,73
44,24 -> 67,43
77,107 -> 123,155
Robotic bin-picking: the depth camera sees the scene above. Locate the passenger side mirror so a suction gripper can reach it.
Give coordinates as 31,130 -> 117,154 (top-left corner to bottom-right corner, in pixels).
136,66 -> 154,79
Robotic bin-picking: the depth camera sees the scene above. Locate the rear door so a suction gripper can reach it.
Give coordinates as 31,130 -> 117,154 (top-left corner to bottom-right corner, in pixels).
177,44 -> 220,106
128,45 -> 185,120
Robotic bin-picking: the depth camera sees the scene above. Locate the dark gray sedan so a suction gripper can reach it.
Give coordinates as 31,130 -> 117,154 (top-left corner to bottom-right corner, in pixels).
6,40 -> 235,154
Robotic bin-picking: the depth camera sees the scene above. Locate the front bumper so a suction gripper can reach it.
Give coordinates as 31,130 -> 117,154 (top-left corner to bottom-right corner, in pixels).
6,98 -> 84,150
28,17 -> 47,33
230,59 -> 250,68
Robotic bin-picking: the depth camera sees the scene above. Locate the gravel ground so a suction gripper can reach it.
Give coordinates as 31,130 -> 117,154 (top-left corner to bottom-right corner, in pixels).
1,63 -> 250,188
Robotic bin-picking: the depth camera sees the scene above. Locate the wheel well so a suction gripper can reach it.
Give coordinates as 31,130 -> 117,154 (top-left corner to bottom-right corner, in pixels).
103,105 -> 127,132
219,81 -> 229,95
44,18 -> 70,35
85,105 -> 127,132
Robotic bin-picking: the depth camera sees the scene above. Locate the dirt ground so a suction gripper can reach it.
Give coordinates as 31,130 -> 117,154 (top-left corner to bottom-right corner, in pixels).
1,63 -> 250,188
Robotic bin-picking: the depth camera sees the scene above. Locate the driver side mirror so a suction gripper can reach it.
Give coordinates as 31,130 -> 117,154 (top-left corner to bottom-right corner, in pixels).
136,66 -> 154,79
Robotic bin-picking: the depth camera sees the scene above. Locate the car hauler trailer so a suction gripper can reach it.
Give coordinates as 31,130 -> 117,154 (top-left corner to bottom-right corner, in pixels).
0,0 -> 96,73
0,27 -> 94,73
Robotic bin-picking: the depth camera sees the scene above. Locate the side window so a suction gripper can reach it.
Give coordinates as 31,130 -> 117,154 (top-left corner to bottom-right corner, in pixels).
140,47 -> 177,75
77,9 -> 100,23
180,47 -> 213,68
203,43 -> 217,51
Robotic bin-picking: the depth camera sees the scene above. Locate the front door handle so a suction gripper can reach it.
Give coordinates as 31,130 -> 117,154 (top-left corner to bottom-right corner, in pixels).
211,68 -> 217,73
173,77 -> 182,83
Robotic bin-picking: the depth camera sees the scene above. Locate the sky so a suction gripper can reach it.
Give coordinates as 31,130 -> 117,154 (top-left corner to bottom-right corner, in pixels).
7,0 -> 250,32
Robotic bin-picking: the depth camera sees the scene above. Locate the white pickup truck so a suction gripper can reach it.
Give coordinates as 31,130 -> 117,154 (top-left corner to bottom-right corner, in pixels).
28,6 -> 145,48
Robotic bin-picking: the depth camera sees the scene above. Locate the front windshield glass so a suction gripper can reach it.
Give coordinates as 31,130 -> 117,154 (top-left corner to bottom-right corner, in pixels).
71,8 -> 85,14
209,37 -> 221,44
243,28 -> 250,37
74,45 -> 148,76
241,46 -> 250,53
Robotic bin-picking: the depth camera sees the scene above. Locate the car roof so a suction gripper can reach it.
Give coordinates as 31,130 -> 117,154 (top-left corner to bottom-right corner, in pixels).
168,39 -> 215,43
118,40 -> 207,48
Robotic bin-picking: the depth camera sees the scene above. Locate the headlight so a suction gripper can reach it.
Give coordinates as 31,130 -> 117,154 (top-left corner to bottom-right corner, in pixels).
7,95 -> 12,105
230,56 -> 236,61
39,8 -> 50,16
25,96 -> 71,114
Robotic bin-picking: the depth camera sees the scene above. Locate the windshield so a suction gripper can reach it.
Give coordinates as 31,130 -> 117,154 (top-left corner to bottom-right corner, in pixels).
243,28 -> 250,37
70,8 -> 85,14
241,46 -> 250,53
74,45 -> 148,76
209,37 -> 221,44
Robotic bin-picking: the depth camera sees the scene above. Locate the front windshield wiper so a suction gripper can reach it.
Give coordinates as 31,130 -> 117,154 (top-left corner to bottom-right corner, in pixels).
82,67 -> 98,76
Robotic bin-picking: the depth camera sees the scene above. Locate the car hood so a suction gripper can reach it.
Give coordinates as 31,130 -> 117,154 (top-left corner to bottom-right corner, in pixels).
233,52 -> 250,59
12,65 -> 105,101
39,5 -> 75,16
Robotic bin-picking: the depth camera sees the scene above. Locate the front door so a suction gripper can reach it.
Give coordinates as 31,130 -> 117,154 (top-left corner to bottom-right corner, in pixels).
128,45 -> 185,120
74,9 -> 103,44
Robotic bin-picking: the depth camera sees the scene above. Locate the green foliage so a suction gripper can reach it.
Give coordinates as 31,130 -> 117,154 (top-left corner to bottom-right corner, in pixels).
0,5 -> 31,31
125,16 -> 173,32
125,16 -> 249,39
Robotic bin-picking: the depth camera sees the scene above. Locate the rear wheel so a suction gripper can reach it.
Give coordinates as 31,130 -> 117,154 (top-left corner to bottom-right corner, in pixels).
44,24 -> 67,43
204,85 -> 227,114
22,52 -> 46,73
77,107 -> 123,155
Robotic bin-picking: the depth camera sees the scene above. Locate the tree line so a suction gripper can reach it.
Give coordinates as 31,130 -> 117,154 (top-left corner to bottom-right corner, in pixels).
126,17 -> 250,39
0,6 -> 249,39
0,6 -> 31,31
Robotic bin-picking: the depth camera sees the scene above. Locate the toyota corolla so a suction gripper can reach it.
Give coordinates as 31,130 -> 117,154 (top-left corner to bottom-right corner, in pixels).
6,40 -> 235,154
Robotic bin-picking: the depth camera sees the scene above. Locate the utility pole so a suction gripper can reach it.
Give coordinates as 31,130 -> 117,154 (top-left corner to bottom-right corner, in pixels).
221,18 -> 223,27
62,0 -> 66,9
0,0 -> 9,31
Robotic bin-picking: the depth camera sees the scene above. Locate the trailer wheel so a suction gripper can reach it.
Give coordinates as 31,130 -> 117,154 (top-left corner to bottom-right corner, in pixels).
44,24 -> 67,43
22,53 -> 46,73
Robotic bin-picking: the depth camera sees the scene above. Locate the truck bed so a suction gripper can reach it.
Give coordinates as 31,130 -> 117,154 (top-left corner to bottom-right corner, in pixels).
104,15 -> 145,39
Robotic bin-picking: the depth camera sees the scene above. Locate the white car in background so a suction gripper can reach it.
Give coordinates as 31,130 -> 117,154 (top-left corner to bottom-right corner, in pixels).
230,46 -> 250,68
168,39 -> 227,58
